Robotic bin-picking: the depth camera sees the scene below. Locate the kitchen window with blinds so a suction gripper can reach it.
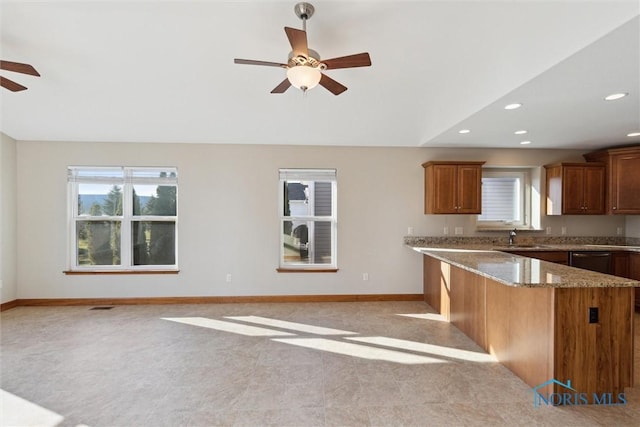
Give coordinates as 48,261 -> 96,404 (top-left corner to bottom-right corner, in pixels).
477,168 -> 531,229
67,166 -> 178,272
279,169 -> 337,271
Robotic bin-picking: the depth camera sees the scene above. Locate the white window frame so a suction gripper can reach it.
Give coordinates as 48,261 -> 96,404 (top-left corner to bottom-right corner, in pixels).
67,166 -> 178,271
279,169 -> 337,270
476,167 -> 541,230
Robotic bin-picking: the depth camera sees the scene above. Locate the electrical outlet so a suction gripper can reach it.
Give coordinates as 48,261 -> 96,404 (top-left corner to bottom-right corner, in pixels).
362,273 -> 369,281
561,226 -> 567,235
454,227 -> 463,235
617,227 -> 623,235
546,227 -> 552,235
589,307 -> 599,324
407,227 -> 414,235
226,274 -> 232,283
443,226 -> 449,235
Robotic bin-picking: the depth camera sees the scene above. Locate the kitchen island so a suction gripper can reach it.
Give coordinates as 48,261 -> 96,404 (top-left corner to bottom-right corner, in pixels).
412,243 -> 639,404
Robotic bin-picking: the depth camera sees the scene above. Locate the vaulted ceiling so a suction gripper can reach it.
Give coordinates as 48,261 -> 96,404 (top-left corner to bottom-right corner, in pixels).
1,1 -> 638,149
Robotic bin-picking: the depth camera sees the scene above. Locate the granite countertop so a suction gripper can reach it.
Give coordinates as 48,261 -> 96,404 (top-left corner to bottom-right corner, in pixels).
405,236 -> 640,288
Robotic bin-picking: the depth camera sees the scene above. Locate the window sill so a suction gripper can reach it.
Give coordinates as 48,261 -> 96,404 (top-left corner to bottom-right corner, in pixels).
276,268 -> 339,273
64,270 -> 179,275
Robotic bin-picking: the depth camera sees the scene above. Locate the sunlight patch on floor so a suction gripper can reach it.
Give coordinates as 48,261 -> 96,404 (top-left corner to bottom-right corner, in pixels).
272,337 -> 446,364
224,315 -> 358,335
397,313 -> 447,322
0,389 -> 65,427
162,317 -> 295,337
346,336 -> 496,362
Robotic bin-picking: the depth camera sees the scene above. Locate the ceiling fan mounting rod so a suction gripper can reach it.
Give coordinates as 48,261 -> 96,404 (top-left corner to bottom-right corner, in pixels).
294,2 -> 314,32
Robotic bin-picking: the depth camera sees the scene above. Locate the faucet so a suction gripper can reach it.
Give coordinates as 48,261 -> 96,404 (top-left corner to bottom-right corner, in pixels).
509,228 -> 517,246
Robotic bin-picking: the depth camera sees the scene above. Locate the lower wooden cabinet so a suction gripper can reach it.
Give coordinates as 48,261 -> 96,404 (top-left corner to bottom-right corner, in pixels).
629,253 -> 640,310
611,251 -> 629,279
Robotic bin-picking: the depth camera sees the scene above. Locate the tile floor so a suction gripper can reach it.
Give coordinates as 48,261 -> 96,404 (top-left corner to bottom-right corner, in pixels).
1,301 -> 639,427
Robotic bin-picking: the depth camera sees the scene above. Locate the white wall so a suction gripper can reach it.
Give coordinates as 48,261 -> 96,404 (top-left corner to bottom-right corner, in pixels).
16,141 -> 428,299
1,133 -> 18,303
14,141 -> 625,299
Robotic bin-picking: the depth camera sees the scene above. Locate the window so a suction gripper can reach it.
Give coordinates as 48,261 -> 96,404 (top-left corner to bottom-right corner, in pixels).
279,169 -> 337,270
477,167 -> 541,230
68,167 -> 178,271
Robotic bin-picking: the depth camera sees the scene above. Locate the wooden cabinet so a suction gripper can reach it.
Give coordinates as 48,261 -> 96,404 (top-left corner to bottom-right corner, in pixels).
544,163 -> 605,215
629,252 -> 640,310
422,161 -> 485,214
611,251 -> 629,278
584,146 -> 640,214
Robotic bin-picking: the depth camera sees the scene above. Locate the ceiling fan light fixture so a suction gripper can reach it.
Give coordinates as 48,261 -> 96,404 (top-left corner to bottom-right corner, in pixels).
287,65 -> 321,91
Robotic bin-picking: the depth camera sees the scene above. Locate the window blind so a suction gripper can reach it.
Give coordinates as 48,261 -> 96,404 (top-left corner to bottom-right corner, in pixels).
479,177 -> 520,222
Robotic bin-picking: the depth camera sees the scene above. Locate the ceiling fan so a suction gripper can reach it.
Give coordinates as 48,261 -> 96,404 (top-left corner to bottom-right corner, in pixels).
234,2 -> 371,95
1,60 -> 40,92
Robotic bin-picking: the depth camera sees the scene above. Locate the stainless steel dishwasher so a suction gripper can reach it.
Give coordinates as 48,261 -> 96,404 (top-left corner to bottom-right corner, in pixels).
569,251 -> 612,274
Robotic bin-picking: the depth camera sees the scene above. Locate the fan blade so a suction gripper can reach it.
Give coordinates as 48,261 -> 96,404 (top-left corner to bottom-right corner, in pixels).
322,53 -> 371,70
271,79 -> 291,94
0,76 -> 28,92
284,27 -> 308,57
319,74 -> 347,96
234,59 -> 287,68
0,60 -> 40,76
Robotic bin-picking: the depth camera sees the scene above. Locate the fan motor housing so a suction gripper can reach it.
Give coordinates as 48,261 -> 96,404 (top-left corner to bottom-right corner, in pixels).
287,49 -> 325,70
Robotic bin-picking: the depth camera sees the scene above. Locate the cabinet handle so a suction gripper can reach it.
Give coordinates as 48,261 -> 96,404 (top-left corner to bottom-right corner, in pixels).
613,206 -> 617,210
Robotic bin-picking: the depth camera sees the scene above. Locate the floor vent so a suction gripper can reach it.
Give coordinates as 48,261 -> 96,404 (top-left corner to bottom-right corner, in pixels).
89,306 -> 114,310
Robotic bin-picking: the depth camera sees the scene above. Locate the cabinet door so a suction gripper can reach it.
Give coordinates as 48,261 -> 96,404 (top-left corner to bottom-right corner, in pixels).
611,153 -> 640,214
583,166 -> 605,214
562,166 -> 585,214
429,164 -> 458,213
456,164 -> 482,214
629,253 -> 640,310
611,252 -> 629,278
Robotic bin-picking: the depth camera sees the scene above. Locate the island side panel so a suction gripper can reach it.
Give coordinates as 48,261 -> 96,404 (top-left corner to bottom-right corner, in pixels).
423,255 -> 440,311
423,255 -> 451,320
485,279 -> 555,391
554,287 -> 634,402
450,265 -> 487,349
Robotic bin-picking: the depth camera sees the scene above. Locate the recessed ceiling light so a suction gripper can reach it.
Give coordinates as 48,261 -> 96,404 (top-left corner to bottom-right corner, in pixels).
604,92 -> 628,101
514,130 -> 528,135
504,103 -> 522,110
628,132 -> 640,137
520,141 -> 531,145
458,129 -> 471,134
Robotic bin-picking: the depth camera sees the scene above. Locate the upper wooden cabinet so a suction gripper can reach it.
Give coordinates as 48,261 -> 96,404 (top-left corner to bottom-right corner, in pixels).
544,163 -> 605,215
584,146 -> 640,214
423,161 -> 485,214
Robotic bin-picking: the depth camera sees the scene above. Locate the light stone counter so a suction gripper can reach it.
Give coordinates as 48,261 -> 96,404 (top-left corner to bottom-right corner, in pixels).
407,237 -> 640,288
